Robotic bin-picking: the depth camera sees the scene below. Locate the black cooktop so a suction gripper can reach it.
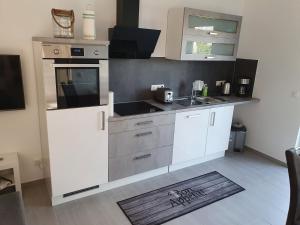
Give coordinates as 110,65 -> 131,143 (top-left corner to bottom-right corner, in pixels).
114,101 -> 163,116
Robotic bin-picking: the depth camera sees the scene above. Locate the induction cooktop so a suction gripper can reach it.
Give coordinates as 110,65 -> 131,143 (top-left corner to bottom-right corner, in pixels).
114,101 -> 163,116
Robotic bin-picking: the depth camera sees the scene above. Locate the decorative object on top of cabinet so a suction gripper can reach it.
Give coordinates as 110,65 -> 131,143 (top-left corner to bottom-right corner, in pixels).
51,8 -> 75,39
83,5 -> 96,40
166,8 -> 242,61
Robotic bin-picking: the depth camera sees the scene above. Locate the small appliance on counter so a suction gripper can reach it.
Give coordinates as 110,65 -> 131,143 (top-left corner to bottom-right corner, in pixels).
222,82 -> 231,96
154,88 -> 174,104
237,78 -> 251,97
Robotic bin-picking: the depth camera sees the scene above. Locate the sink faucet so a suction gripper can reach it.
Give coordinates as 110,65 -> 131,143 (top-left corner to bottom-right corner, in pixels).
192,80 -> 204,99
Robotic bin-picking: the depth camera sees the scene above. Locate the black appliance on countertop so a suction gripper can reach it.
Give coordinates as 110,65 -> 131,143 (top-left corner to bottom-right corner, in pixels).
236,78 -> 251,97
109,0 -> 161,59
154,88 -> 174,104
114,101 -> 163,116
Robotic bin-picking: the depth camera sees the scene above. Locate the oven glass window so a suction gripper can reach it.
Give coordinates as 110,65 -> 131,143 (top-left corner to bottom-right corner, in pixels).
55,68 -> 99,109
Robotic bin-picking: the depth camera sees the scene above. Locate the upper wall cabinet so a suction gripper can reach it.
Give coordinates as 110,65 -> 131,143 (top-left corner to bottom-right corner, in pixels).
165,8 -> 242,61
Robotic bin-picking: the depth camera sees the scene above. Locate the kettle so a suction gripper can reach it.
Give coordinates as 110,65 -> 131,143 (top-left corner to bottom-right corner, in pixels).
222,82 -> 231,96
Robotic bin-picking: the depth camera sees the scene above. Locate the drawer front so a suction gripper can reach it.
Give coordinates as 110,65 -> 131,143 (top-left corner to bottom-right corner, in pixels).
109,147 -> 172,181
109,113 -> 175,134
109,125 -> 174,158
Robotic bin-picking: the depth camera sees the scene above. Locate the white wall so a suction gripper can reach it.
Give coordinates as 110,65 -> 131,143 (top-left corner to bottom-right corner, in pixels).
235,0 -> 300,162
0,0 -> 244,183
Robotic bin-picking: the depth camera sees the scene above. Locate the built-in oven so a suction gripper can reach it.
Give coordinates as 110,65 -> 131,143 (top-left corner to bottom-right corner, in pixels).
41,44 -> 109,110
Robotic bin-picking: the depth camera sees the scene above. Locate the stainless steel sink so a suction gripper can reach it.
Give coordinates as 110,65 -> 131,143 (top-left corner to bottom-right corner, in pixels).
174,97 -> 226,107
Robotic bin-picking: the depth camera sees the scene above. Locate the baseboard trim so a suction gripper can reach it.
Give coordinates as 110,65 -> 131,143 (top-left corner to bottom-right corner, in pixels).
246,146 -> 287,167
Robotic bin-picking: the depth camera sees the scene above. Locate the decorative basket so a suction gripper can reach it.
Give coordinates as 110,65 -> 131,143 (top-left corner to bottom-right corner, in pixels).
51,8 -> 75,39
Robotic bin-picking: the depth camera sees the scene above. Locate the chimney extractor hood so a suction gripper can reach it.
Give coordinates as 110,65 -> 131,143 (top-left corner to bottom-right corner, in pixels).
109,0 -> 161,59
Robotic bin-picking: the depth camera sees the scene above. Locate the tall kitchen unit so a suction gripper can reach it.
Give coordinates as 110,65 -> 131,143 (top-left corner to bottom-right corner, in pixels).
32,38 -> 110,205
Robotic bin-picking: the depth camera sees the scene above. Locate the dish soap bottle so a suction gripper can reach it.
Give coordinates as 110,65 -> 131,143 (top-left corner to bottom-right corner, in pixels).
202,84 -> 208,97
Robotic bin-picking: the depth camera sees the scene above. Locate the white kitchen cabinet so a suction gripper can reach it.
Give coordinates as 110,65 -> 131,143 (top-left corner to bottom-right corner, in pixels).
205,106 -> 234,155
166,8 -> 242,61
172,109 -> 210,164
46,106 -> 108,197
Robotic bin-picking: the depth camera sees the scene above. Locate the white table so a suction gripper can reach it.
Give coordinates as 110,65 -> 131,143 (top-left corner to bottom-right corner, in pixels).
0,152 -> 22,194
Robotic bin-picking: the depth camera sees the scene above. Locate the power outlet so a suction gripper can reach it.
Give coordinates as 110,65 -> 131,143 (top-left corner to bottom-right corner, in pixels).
34,159 -> 43,169
151,84 -> 165,91
216,80 -> 226,87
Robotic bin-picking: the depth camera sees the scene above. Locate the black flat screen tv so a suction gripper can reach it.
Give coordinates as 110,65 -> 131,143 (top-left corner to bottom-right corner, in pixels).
0,55 -> 25,110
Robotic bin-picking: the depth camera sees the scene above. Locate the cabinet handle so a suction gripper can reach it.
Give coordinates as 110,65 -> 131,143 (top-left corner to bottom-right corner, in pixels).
102,111 -> 106,130
0,157 -> 3,161
133,154 -> 152,161
186,114 -> 202,119
135,121 -> 153,126
98,111 -> 106,130
210,112 -> 216,126
208,31 -> 219,36
135,131 -> 153,137
205,56 -> 216,59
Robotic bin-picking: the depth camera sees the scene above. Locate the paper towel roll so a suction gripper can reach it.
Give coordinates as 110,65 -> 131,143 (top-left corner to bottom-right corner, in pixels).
109,92 -> 114,117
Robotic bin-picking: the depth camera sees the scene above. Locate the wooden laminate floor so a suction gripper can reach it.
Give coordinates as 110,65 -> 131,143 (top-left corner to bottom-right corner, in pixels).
23,151 -> 290,225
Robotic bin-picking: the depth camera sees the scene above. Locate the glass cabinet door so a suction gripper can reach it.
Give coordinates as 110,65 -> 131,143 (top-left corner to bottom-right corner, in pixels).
188,15 -> 238,34
182,37 -> 236,60
183,8 -> 242,39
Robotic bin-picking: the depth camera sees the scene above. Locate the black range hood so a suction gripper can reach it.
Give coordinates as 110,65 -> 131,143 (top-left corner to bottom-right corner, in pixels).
109,0 -> 161,59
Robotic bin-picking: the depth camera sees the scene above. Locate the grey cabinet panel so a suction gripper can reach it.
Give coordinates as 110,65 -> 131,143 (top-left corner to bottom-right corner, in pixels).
109,114 -> 175,134
109,147 -> 172,181
109,125 -> 175,158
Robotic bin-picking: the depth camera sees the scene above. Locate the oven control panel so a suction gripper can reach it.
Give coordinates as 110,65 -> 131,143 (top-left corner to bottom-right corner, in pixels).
41,44 -> 108,59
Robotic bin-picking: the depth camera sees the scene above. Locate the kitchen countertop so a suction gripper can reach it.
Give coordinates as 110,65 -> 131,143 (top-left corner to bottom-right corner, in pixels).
109,96 -> 259,122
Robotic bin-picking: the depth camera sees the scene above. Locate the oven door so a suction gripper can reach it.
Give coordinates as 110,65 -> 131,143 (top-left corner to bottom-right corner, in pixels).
42,59 -> 108,110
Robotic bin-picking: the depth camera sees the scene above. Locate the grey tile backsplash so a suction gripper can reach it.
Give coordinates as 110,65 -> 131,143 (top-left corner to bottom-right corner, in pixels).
109,58 -> 236,103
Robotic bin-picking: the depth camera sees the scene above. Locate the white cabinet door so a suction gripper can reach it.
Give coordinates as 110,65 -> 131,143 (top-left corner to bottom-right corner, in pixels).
206,106 -> 234,155
47,106 -> 108,196
172,109 -> 210,164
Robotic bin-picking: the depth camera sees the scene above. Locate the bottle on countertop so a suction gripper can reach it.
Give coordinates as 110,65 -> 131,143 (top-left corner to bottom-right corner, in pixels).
202,84 -> 208,97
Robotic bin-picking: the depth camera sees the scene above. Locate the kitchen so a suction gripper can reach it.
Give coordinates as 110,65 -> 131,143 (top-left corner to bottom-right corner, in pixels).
0,0 -> 297,225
